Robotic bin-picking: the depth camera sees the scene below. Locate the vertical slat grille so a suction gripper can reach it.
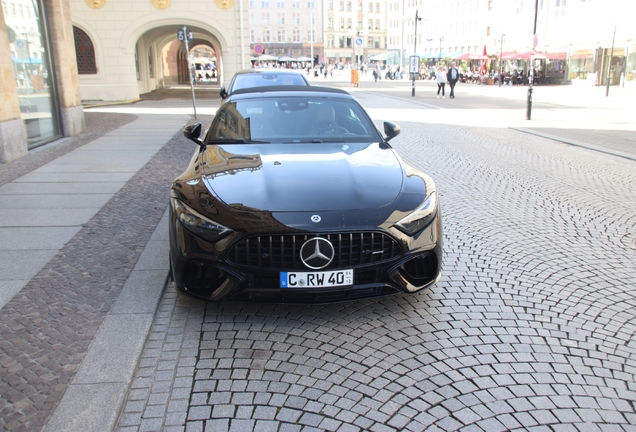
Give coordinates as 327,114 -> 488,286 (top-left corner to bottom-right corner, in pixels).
228,232 -> 402,270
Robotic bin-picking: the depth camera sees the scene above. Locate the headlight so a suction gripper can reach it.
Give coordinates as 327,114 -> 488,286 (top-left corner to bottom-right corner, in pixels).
171,198 -> 232,242
394,192 -> 438,236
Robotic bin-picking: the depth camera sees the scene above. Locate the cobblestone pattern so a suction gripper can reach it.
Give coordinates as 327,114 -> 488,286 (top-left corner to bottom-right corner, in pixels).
117,93 -> 636,431
0,127 -> 193,431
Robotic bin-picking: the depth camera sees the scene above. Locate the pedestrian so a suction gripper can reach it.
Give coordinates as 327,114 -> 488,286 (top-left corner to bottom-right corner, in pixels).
446,61 -> 459,99
436,65 -> 447,99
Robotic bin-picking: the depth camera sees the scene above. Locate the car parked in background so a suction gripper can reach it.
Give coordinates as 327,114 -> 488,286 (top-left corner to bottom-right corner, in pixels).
170,86 -> 443,302
220,69 -> 310,99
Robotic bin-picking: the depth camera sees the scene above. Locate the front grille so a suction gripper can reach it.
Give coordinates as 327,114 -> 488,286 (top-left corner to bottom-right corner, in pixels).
228,232 -> 402,270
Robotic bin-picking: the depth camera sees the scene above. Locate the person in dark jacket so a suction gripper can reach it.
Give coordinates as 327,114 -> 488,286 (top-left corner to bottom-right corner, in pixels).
446,61 -> 459,99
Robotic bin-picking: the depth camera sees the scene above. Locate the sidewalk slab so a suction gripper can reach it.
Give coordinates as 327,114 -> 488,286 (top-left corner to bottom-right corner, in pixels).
0,181 -> 128,195
0,114 -> 188,311
0,227 -> 81,250
0,194 -> 112,209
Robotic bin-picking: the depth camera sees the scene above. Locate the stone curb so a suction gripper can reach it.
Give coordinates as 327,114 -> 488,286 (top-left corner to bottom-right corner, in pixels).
42,210 -> 171,432
510,127 -> 636,162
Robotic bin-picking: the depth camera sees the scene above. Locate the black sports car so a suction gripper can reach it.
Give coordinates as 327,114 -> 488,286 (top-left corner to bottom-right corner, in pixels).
220,69 -> 310,99
169,86 -> 442,302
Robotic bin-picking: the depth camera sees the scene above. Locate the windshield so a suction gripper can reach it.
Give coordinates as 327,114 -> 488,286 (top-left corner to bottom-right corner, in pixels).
207,96 -> 382,143
231,73 -> 308,91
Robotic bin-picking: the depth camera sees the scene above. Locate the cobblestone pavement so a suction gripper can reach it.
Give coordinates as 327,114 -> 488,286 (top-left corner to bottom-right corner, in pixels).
115,91 -> 636,431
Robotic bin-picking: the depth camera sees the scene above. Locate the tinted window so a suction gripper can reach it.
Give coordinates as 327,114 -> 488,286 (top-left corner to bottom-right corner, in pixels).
208,96 -> 380,143
231,73 -> 308,92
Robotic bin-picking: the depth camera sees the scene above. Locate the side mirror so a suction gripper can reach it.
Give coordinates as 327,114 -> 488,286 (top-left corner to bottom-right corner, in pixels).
383,121 -> 401,142
219,86 -> 228,99
184,122 -> 205,149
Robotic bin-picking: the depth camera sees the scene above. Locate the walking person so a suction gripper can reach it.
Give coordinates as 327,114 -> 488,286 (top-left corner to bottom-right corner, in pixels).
447,61 -> 459,99
436,65 -> 447,99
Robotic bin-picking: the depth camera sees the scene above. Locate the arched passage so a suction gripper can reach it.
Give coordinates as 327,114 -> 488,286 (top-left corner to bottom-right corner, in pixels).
74,11 -> 244,102
163,39 -> 219,85
135,26 -> 224,94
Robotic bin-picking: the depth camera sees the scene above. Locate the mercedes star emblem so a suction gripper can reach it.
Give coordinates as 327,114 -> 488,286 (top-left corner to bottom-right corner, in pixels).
300,237 -> 335,270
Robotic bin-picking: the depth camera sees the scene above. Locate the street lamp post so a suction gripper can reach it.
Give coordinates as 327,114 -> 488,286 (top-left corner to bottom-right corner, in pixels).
439,36 -> 444,62
310,13 -> 314,69
400,0 -> 405,70
499,34 -> 505,87
606,24 -> 616,97
412,10 -> 422,97
526,0 -> 538,120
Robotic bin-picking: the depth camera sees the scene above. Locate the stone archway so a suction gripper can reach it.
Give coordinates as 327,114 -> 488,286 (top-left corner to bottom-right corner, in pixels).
74,8 -> 244,101
190,42 -> 219,84
163,38 -> 220,85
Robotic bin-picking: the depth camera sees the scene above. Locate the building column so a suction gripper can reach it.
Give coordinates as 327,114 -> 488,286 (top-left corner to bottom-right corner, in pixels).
0,10 -> 28,164
45,0 -> 85,137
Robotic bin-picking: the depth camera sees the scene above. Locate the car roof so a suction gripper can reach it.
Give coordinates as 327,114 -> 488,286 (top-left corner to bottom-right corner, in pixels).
234,69 -> 308,76
226,85 -> 353,101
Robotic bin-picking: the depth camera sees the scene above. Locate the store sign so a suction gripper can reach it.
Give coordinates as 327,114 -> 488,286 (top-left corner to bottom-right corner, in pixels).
14,39 -> 29,58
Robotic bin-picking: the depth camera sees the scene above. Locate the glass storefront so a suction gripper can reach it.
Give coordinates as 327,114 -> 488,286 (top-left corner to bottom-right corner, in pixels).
3,0 -> 61,149
569,50 -> 594,80
600,48 -> 624,86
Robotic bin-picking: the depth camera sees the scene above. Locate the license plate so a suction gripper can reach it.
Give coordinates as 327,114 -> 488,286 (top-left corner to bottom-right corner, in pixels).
280,269 -> 353,288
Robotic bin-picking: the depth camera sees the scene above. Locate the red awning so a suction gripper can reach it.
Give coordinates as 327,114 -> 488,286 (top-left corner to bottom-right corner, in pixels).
570,54 -> 593,59
453,53 -> 487,60
509,51 -> 547,60
545,52 -> 566,60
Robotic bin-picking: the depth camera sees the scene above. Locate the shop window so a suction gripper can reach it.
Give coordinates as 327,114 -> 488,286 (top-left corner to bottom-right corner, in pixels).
73,26 -> 97,74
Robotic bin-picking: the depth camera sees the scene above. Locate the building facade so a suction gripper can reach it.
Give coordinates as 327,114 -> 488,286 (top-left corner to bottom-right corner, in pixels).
248,0 -> 324,64
68,0 -> 250,101
386,0 -> 635,86
323,0 -> 387,65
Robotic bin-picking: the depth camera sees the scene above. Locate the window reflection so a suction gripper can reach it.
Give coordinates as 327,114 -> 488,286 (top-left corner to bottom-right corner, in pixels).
5,0 -> 61,148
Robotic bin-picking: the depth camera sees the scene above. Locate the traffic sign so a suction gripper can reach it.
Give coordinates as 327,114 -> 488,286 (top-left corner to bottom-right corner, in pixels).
409,55 -> 420,74
254,44 -> 264,55
355,37 -> 363,47
533,33 -> 538,48
177,27 -> 193,42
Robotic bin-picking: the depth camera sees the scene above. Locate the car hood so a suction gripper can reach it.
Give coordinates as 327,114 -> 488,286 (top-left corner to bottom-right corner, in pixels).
201,142 -> 404,212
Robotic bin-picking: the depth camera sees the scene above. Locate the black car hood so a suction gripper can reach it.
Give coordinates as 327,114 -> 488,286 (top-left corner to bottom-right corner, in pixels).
201,142 -> 404,212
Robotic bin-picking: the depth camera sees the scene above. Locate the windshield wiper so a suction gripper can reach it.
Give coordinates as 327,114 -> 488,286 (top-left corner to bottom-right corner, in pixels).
283,139 -> 346,144
209,138 -> 270,144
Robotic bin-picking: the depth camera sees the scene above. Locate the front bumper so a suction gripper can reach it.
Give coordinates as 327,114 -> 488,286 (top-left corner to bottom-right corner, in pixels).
169,205 -> 443,303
